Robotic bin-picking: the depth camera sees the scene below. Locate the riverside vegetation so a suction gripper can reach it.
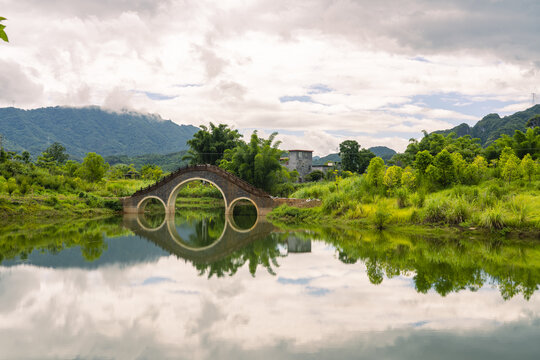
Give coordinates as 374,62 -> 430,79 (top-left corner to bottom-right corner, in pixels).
269,127 -> 540,235
1,121 -> 539,236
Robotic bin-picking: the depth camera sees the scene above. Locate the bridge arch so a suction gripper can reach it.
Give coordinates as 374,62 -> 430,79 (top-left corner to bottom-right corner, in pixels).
166,177 -> 227,213
123,165 -> 280,216
227,197 -> 259,233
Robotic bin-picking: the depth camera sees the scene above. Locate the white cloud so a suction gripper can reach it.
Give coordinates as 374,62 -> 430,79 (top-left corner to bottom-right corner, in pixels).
0,0 -> 538,154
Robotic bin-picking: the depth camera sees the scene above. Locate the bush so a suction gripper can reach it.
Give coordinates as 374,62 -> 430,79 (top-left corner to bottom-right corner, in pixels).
372,204 -> 391,230
395,188 -> 409,208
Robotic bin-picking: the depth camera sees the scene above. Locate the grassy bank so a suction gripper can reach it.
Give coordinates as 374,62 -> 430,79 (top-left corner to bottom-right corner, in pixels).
268,175 -> 540,235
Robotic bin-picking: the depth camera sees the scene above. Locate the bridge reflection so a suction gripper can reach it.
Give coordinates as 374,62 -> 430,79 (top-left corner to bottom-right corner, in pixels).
123,212 -> 279,265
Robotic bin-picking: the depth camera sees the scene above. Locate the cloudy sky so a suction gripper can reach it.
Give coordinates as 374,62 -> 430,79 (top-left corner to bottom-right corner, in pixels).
0,0 -> 539,154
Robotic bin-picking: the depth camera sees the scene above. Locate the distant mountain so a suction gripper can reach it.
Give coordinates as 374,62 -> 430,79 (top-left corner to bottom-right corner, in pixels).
0,106 -> 199,159
434,104 -> 540,146
369,146 -> 396,160
105,151 -> 189,172
313,153 -> 340,165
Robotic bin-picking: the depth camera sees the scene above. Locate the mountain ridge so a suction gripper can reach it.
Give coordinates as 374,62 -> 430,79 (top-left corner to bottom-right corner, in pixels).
0,106 -> 199,159
433,104 -> 540,145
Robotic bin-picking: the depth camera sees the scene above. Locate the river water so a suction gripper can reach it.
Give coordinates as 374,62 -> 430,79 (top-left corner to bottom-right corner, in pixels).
0,209 -> 539,359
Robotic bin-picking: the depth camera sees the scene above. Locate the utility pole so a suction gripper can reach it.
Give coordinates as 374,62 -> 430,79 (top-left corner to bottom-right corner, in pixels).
533,93 -> 536,105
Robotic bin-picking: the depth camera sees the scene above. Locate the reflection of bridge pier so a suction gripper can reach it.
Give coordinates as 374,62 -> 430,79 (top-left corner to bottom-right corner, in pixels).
123,212 -> 276,264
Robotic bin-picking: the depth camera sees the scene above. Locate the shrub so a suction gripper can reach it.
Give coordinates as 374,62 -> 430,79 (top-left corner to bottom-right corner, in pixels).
372,204 -> 391,230
395,188 -> 409,208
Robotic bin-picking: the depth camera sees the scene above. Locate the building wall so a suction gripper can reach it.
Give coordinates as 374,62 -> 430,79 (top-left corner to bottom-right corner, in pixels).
286,150 -> 312,181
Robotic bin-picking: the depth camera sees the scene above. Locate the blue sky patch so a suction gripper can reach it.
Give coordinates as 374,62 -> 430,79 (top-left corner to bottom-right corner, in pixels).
278,276 -> 313,285
305,286 -> 331,297
308,84 -> 333,94
279,95 -> 315,103
142,276 -> 175,285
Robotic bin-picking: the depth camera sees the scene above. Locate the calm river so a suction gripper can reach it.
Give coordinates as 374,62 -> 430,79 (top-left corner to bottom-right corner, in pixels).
1,208 -> 539,359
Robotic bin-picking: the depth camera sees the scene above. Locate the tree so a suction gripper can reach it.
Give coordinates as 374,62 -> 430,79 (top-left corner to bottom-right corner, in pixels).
42,142 -> 69,164
141,164 -> 163,181
339,140 -> 375,173
526,114 -> 540,129
219,131 -> 284,193
77,153 -> 108,182
0,17 -> 8,43
183,123 -> 242,165
365,157 -> 385,187
306,170 -> 324,182
358,148 -> 376,173
501,153 -> 520,183
414,150 -> 433,175
339,140 -> 360,172
401,166 -> 416,190
520,154 -> 536,183
433,149 -> 454,187
383,166 -> 402,189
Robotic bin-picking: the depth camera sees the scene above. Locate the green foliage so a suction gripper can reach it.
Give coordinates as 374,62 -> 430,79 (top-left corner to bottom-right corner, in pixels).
520,154 -> 536,183
184,122 -> 242,165
338,140 -> 375,173
0,17 -> 8,42
140,164 -> 163,181
105,151 -> 188,172
77,153 -> 109,182
219,131 -> 286,194
0,107 -> 198,158
414,150 -> 433,175
372,204 -> 391,230
435,104 -> 540,146
42,142 -> 69,164
366,157 -> 385,187
383,165 -> 402,189
305,170 -> 324,182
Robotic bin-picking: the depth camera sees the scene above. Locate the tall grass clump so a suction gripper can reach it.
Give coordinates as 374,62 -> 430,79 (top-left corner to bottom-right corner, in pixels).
446,196 -> 470,225
395,188 -> 409,208
411,191 -> 426,208
322,192 -> 348,214
423,197 -> 448,223
479,204 -> 505,230
509,197 -> 529,226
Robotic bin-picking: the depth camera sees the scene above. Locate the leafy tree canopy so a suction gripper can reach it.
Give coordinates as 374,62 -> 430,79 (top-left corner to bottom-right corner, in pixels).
183,123 -> 243,165
0,17 -> 8,43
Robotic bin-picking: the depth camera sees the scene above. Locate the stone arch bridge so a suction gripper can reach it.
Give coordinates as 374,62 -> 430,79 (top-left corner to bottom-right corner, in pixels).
123,164 -> 311,216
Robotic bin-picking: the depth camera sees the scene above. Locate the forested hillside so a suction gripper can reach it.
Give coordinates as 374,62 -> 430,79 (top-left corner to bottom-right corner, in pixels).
434,104 -> 540,145
0,107 -> 198,159
313,146 -> 396,165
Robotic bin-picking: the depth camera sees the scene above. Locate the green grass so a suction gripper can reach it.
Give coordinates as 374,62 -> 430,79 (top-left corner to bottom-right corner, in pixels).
271,176 -> 540,235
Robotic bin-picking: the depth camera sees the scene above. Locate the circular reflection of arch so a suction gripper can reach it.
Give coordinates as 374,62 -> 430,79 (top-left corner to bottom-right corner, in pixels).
166,214 -> 229,251
167,177 -> 228,213
227,197 -> 259,233
136,196 -> 167,231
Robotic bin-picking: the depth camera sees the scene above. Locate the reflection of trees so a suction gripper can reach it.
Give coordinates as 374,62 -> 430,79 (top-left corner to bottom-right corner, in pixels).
0,218 -> 124,263
231,204 -> 258,230
194,233 -> 287,278
292,227 -> 540,300
174,207 -> 226,248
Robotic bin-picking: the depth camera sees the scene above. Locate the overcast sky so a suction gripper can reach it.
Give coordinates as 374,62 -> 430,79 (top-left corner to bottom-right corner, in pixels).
1,0 -> 539,154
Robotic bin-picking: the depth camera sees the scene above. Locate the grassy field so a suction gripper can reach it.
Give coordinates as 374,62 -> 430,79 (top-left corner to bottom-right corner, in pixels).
268,175 -> 540,236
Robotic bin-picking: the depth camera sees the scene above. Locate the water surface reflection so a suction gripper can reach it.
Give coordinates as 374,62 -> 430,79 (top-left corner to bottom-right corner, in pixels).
0,213 -> 539,359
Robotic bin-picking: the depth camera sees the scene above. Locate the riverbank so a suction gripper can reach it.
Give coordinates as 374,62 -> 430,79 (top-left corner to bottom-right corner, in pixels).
268,176 -> 540,237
